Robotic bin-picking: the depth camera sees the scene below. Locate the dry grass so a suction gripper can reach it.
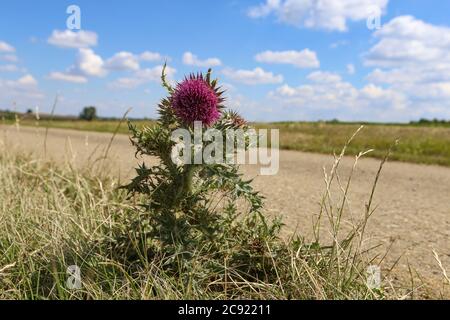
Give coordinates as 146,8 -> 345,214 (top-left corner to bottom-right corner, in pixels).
0,130 -> 401,299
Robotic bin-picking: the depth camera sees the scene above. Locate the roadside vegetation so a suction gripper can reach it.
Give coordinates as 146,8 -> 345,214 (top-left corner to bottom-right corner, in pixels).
0,70 -> 398,300
0,133 -> 394,299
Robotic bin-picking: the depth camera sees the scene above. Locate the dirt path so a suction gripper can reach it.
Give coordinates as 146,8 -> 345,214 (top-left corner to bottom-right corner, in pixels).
1,125 -> 449,296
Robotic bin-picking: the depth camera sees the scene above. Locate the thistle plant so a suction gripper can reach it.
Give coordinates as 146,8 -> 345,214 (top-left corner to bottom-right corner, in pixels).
0,73 -> 385,298
120,66 -> 281,279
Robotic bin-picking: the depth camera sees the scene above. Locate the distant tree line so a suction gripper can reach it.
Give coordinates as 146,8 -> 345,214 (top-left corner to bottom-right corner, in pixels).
1,106 -> 156,122
410,118 -> 450,126
79,106 -> 97,121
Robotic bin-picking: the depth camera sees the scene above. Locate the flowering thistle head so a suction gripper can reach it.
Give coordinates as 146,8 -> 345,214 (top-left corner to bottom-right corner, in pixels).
171,74 -> 221,127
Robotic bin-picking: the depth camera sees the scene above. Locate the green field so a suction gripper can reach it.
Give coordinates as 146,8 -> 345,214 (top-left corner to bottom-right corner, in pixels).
5,119 -> 450,167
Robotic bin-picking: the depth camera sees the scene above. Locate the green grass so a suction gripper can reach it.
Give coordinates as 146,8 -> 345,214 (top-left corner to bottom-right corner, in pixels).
260,122 -> 450,167
9,119 -> 143,134
7,119 -> 450,167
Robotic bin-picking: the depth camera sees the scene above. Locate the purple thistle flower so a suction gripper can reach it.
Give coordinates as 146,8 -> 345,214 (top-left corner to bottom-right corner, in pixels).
171,76 -> 220,126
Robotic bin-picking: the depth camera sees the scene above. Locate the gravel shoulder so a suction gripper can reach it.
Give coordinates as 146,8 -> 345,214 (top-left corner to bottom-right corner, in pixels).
2,125 -> 449,297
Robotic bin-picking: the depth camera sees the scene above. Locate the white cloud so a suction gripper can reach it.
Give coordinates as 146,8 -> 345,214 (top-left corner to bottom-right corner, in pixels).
307,71 -> 342,83
346,64 -> 355,75
269,70 -> 410,121
363,15 -> 450,118
48,72 -> 88,84
48,48 -> 170,84
73,48 -> 106,77
0,64 -> 19,72
367,66 -> 450,101
0,74 -> 44,100
16,74 -> 38,86
1,54 -> 18,63
366,67 -> 445,86
359,84 -> 408,111
48,48 -> 106,83
105,51 -> 140,71
135,65 -> 176,82
110,65 -> 176,89
222,67 -> 283,85
48,30 -> 98,49
271,73 -> 358,108
105,51 -> 168,71
182,52 -> 222,67
248,0 -> 280,18
0,43 -> 43,101
140,51 -> 164,62
365,16 -> 450,68
330,40 -> 349,49
0,41 -> 15,52
248,0 -> 389,31
110,77 -> 143,89
255,49 -> 319,68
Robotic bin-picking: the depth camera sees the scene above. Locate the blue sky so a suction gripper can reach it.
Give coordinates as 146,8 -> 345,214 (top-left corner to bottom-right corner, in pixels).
1,0 -> 450,122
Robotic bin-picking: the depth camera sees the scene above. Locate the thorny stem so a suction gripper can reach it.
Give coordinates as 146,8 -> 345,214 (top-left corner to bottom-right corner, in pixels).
182,164 -> 196,195
174,164 -> 196,204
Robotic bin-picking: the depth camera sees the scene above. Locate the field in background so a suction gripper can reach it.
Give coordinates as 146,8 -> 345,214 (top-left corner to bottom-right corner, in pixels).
6,118 -> 450,167
269,122 -> 450,167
